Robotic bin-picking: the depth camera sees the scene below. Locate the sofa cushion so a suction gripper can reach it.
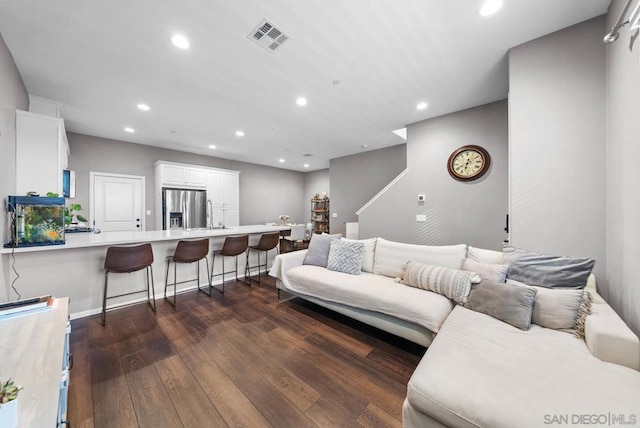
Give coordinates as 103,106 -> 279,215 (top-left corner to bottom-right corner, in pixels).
402,262 -> 480,304
303,233 -> 341,267
467,246 -> 504,264
462,258 -> 508,282
407,306 -> 640,428
327,239 -> 364,275
373,238 -> 466,279
502,247 -> 595,289
343,237 -> 376,273
285,265 -> 454,333
465,280 -> 537,330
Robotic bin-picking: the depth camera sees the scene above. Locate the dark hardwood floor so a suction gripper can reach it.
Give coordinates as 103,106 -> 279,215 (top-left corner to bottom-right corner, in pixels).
68,275 -> 426,428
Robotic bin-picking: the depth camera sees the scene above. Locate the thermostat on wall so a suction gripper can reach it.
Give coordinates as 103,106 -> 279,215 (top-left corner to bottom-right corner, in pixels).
417,194 -> 425,202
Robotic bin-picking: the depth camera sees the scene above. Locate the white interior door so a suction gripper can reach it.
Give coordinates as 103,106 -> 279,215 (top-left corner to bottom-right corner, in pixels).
91,172 -> 145,232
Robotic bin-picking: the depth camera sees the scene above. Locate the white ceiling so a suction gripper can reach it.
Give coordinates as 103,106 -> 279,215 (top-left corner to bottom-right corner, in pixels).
0,0 -> 610,171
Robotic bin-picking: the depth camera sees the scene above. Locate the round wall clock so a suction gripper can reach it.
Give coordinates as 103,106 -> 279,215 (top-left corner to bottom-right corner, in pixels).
447,145 -> 491,182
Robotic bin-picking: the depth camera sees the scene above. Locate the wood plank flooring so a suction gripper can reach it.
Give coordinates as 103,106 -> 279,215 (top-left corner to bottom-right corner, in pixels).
68,276 -> 426,428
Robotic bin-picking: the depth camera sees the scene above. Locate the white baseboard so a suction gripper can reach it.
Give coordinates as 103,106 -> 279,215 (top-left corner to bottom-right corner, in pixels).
69,268 -> 269,320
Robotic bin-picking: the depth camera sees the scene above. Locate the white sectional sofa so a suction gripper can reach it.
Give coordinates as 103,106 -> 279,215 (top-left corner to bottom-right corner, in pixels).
269,238 -> 640,428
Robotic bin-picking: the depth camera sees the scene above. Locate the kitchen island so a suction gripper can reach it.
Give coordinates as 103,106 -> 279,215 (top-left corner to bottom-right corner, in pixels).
0,225 -> 289,318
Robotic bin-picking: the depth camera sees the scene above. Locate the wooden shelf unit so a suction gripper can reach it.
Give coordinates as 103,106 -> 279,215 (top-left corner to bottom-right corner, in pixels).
311,197 -> 330,234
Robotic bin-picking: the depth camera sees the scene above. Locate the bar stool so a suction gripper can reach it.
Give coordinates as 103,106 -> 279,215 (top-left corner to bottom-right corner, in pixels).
207,235 -> 249,294
165,238 -> 210,307
102,243 -> 156,325
246,232 -> 280,283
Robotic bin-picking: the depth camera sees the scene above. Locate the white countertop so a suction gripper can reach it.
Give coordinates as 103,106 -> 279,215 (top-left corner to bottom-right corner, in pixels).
1,224 -> 290,254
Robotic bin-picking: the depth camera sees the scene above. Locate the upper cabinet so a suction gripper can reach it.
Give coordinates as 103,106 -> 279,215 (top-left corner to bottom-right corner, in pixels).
206,170 -> 239,208
154,161 -> 240,228
15,110 -> 69,196
206,170 -> 240,227
156,163 -> 207,188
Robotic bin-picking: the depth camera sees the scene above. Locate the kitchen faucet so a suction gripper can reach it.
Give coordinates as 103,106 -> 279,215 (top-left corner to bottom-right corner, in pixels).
207,199 -> 213,229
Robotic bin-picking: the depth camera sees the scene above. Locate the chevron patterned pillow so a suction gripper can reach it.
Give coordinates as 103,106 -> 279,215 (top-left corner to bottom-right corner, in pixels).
327,239 -> 365,275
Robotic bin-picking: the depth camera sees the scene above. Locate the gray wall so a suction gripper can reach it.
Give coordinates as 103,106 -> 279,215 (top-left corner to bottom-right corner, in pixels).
329,144 -> 406,236
303,169 -> 330,224
0,32 -> 28,301
359,101 -> 508,248
509,17 -> 606,280
605,0 -> 640,336
67,133 -> 306,229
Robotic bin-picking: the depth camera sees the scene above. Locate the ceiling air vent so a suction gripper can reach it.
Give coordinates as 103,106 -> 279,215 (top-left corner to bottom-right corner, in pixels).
302,153 -> 313,157
248,19 -> 289,53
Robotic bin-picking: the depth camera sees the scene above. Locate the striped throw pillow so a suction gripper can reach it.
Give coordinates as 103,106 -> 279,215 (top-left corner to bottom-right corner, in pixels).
401,261 -> 481,304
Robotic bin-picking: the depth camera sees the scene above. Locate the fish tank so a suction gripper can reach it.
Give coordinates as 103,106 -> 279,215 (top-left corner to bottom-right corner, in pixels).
5,196 -> 66,248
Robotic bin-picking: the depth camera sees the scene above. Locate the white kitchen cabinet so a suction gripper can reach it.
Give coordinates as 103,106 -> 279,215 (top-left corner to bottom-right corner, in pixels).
223,207 -> 239,227
15,110 -> 69,196
208,207 -> 238,228
157,163 -> 207,188
206,170 -> 239,227
154,161 -> 240,229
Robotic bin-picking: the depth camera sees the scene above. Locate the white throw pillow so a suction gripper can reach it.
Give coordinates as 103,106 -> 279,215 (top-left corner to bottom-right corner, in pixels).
343,237 -> 376,272
467,246 -> 504,264
462,258 -> 508,282
373,238 -> 467,279
506,279 -> 591,338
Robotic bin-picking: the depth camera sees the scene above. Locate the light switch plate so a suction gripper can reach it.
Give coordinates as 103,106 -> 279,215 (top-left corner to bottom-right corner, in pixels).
146,210 -> 151,216
332,213 -> 338,218
416,214 -> 427,222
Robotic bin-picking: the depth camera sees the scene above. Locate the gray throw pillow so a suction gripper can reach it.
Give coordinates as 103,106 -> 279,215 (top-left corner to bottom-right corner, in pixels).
327,239 -> 364,275
303,233 -> 341,267
466,280 -> 537,330
502,247 -> 595,289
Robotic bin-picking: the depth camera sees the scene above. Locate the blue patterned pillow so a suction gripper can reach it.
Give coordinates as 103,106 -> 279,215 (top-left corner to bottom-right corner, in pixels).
327,240 -> 364,275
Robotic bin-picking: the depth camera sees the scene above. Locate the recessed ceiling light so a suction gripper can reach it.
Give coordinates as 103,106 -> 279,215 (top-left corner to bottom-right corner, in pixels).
208,145 -> 216,149
137,103 -> 150,111
124,127 -> 135,133
171,34 -> 190,49
304,164 -> 310,168
279,158 -> 285,163
416,102 -> 428,110
479,0 -> 503,16
296,97 -> 307,106
235,130 -> 245,137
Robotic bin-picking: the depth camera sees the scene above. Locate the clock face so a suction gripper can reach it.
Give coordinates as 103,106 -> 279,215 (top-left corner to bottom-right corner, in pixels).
447,145 -> 491,181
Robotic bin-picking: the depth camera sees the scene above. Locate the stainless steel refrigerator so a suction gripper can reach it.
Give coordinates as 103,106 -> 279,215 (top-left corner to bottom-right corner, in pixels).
162,188 -> 207,230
